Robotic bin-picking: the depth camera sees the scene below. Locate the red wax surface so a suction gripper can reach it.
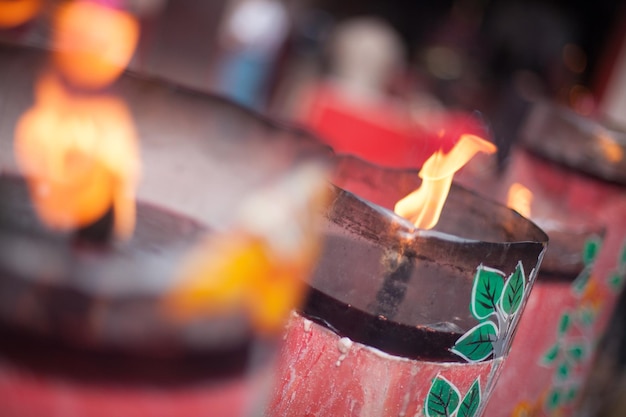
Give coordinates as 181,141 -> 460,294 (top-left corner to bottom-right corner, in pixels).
0,359 -> 271,417
266,313 -> 500,417
484,150 -> 626,416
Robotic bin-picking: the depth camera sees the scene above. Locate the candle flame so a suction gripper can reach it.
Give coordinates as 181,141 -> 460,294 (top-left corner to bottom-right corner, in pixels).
165,165 -> 328,334
394,134 -> 496,229
14,75 -> 140,237
52,1 -> 139,89
596,132 -> 624,163
507,183 -> 533,218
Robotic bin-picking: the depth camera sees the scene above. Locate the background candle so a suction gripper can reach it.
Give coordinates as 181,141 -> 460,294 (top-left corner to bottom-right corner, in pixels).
0,43 -> 330,417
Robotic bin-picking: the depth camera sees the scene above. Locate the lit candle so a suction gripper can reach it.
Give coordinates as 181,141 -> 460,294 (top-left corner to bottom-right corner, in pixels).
0,42 -> 330,417
267,154 -> 548,417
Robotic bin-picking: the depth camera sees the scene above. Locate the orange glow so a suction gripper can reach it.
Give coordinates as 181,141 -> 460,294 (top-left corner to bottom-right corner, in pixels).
0,0 -> 41,28
507,183 -> 533,218
166,233 -> 317,333
597,132 -> 624,163
14,75 -> 140,237
52,1 -> 139,89
582,279 -> 603,309
394,134 -> 496,229
166,166 -> 327,333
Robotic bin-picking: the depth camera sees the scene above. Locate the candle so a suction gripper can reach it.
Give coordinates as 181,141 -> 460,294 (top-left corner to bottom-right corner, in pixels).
0,43 -> 330,417
266,155 -> 548,417
478,102 -> 626,417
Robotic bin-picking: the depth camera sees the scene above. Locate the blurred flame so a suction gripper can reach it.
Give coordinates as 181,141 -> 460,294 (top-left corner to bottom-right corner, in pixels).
0,0 -> 41,28
165,165 -> 328,333
597,132 -> 624,163
52,1 -> 139,89
507,183 -> 533,218
394,134 -> 496,229
14,75 -> 140,237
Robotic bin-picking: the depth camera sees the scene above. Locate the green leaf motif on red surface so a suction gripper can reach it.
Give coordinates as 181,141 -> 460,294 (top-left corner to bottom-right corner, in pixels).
546,388 -> 562,410
567,343 -> 586,362
541,343 -> 560,366
500,261 -> 525,316
425,376 -> 461,417
583,237 -> 601,266
609,273 -> 625,292
471,266 -> 505,320
556,362 -> 571,380
458,379 -> 481,417
578,306 -> 596,327
571,268 -> 591,295
558,312 -> 572,335
619,242 -> 626,268
566,385 -> 579,403
450,321 -> 498,362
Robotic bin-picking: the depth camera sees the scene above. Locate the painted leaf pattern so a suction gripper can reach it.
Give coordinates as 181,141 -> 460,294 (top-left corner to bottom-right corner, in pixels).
620,242 -> 626,268
609,273 -> 625,292
566,386 -> 579,402
577,306 -> 596,327
471,266 -> 505,320
572,268 -> 591,294
583,237 -> 601,266
458,379 -> 481,417
546,388 -> 562,410
450,321 -> 498,362
541,343 -> 560,366
501,261 -> 525,316
567,344 -> 586,362
425,376 -> 461,417
558,312 -> 572,335
556,362 -> 571,380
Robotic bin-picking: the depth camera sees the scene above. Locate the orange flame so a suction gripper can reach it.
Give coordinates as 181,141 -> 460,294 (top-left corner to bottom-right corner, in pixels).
507,183 -> 533,218
166,166 -> 328,333
14,75 -> 140,237
394,134 -> 496,229
0,0 -> 41,28
52,1 -> 139,89
596,132 -> 624,163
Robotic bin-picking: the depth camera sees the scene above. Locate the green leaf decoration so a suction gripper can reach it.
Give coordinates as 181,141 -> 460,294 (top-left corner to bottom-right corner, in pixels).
619,242 -> 626,268
471,265 -> 505,320
556,362 -> 571,380
578,307 -> 596,327
458,379 -> 481,417
546,388 -> 562,411
558,312 -> 572,336
572,268 -> 591,295
567,343 -> 587,362
500,261 -> 526,316
425,376 -> 461,417
540,343 -> 560,366
583,237 -> 601,266
451,321 -> 498,362
566,385 -> 579,403
609,273 -> 625,292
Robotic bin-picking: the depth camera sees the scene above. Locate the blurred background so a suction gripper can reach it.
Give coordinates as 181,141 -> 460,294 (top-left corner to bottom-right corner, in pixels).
4,0 -> 626,163
126,0 -> 625,161
125,0 -> 626,164
2,0 -> 626,415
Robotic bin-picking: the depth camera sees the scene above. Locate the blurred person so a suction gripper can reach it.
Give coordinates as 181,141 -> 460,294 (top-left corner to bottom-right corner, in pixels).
212,0 -> 289,108
282,16 -> 423,166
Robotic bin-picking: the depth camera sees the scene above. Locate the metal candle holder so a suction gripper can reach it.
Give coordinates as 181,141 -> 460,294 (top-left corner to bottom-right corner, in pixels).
267,156 -> 548,417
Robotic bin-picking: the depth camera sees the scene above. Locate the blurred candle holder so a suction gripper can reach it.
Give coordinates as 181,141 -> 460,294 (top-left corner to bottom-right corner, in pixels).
467,101 -> 626,417
266,156 -> 548,417
0,43 -> 330,417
